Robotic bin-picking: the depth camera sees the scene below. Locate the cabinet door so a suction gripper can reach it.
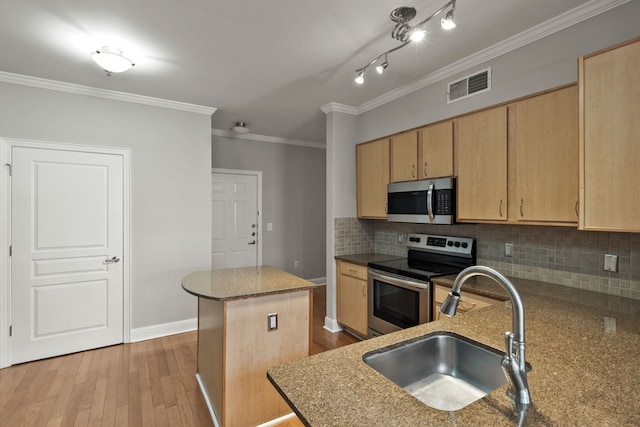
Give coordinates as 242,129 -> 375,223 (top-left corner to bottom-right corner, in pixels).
390,130 -> 418,183
418,121 -> 453,179
336,261 -> 368,337
580,38 -> 640,232
356,138 -> 389,218
515,86 -> 578,223
456,106 -> 508,222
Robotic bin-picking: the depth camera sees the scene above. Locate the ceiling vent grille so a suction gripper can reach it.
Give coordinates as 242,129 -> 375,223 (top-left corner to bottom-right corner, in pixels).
447,67 -> 491,103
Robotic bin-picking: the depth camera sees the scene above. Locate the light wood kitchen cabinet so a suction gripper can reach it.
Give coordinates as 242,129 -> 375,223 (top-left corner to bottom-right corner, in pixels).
356,138 -> 389,218
336,260 -> 368,338
390,130 -> 418,182
513,85 -> 579,224
418,120 -> 454,179
433,284 -> 501,321
579,37 -> 640,232
456,106 -> 508,222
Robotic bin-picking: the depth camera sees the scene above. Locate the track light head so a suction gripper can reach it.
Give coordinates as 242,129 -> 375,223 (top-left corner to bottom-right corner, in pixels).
441,9 -> 456,29
355,70 -> 365,85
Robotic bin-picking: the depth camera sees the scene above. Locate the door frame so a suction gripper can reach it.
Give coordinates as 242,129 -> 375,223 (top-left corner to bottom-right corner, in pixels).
211,168 -> 263,266
0,137 -> 132,368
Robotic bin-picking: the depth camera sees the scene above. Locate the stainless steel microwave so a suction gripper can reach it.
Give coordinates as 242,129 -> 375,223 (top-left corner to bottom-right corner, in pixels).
387,177 -> 455,224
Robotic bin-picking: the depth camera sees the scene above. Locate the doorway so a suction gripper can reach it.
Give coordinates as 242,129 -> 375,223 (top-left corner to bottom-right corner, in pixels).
0,138 -> 131,368
211,169 -> 262,269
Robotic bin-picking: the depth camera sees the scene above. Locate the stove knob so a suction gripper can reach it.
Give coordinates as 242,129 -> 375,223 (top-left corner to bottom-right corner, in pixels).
461,242 -> 469,248
447,241 -> 453,246
454,241 -> 461,247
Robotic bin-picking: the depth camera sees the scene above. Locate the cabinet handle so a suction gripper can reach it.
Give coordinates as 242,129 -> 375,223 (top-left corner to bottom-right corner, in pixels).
362,284 -> 366,297
348,269 -> 357,274
499,199 -> 503,217
423,162 -> 427,177
575,200 -> 579,217
411,164 -> 416,178
519,199 -> 524,217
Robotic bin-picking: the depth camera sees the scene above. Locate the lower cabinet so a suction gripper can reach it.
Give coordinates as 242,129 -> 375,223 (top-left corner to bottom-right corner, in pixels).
433,284 -> 501,321
336,260 -> 368,338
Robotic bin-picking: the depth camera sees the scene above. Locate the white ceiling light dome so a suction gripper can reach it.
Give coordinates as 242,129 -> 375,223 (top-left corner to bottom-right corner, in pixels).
231,122 -> 249,134
91,46 -> 135,74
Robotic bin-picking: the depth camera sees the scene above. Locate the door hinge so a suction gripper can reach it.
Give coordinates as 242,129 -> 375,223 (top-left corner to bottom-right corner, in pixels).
9,325 -> 12,337
8,245 -> 11,257
5,163 -> 12,177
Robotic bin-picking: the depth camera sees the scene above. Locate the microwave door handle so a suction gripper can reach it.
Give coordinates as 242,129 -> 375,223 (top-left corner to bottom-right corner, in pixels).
427,182 -> 435,223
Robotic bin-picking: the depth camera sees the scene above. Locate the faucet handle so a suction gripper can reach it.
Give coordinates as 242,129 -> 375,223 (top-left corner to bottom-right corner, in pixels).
504,331 -> 515,358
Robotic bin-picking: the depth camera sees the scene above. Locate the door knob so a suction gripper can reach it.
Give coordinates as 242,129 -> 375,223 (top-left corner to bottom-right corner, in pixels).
105,256 -> 120,264
248,240 -> 256,245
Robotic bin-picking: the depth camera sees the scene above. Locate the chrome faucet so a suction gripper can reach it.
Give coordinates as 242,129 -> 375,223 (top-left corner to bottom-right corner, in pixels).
440,265 -> 532,407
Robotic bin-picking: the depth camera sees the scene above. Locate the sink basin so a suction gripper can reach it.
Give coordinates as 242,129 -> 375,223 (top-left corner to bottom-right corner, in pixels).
363,331 -> 508,411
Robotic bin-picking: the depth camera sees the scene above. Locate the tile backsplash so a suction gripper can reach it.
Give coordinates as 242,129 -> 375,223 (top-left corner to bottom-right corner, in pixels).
334,218 -> 640,300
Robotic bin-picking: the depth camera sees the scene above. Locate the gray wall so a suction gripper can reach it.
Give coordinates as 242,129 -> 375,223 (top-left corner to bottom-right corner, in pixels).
0,82 -> 212,329
212,136 -> 326,279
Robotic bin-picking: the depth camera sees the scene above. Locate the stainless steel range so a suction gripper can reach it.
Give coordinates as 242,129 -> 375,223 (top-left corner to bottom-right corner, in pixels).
367,233 -> 475,338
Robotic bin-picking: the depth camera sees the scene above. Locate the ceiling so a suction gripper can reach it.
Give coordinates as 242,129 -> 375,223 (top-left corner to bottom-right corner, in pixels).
0,0 -> 605,144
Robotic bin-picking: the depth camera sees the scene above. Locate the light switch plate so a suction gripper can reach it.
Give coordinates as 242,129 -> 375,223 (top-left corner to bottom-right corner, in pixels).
504,243 -> 513,257
604,254 -> 618,272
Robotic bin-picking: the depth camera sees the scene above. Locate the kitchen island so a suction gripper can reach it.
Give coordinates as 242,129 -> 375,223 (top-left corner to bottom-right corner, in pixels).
267,275 -> 640,426
182,265 -> 315,427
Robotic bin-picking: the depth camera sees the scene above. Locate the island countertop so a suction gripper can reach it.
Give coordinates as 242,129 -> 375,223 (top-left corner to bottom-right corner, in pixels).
181,265 -> 315,301
267,276 -> 640,426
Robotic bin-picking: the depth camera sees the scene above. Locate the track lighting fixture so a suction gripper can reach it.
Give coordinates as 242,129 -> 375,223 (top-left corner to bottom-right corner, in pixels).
354,0 -> 457,85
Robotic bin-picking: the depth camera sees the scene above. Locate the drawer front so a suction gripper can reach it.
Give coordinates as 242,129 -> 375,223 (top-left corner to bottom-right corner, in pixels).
339,261 -> 368,280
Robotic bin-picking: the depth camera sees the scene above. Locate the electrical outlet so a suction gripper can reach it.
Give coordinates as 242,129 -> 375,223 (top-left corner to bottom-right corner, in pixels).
294,260 -> 299,269
505,243 -> 513,257
398,233 -> 403,243
267,223 -> 273,231
604,254 -> 618,272
267,313 -> 278,331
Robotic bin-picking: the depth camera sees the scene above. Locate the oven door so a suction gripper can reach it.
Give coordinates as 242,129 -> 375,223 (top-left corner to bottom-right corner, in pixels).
367,269 -> 431,338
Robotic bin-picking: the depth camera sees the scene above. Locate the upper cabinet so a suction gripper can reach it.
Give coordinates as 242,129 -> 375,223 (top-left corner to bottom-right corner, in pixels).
579,37 -> 640,232
390,130 -> 418,182
356,138 -> 389,219
418,121 -> 454,180
456,106 -> 508,222
456,86 -> 579,225
389,122 -> 454,183
513,85 -> 578,224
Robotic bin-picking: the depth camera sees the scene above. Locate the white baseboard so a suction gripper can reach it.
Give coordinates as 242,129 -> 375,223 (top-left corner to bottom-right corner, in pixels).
323,316 -> 342,333
308,277 -> 326,285
196,373 -> 221,427
256,413 -> 298,427
130,318 -> 197,342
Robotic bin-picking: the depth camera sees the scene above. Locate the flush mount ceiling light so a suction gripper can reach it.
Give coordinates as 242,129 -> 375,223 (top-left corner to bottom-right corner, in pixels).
354,0 -> 457,85
230,122 -> 249,134
91,46 -> 135,76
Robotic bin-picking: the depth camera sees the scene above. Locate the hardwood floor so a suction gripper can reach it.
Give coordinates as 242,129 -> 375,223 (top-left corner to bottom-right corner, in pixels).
0,285 -> 358,426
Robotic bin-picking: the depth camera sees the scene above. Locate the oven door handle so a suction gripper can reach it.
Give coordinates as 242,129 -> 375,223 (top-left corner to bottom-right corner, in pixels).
427,182 -> 435,223
369,270 -> 430,291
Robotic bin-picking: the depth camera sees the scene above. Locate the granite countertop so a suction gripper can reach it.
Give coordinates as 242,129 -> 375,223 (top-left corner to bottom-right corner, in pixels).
334,253 -> 404,267
268,276 -> 640,426
181,265 -> 315,301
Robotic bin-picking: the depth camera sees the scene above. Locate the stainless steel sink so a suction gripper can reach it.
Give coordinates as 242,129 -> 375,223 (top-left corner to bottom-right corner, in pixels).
363,331 -> 509,411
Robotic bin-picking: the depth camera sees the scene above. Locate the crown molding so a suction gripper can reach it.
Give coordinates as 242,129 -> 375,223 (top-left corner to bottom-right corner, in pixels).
211,128 -> 326,149
356,0 -> 630,114
320,102 -> 358,115
0,71 -> 217,115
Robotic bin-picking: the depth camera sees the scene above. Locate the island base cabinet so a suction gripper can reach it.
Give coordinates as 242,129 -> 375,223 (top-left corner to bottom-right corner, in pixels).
197,290 -> 311,427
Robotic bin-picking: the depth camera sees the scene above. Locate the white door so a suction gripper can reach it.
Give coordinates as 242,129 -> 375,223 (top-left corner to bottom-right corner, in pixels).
211,172 -> 259,269
10,146 -> 124,364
